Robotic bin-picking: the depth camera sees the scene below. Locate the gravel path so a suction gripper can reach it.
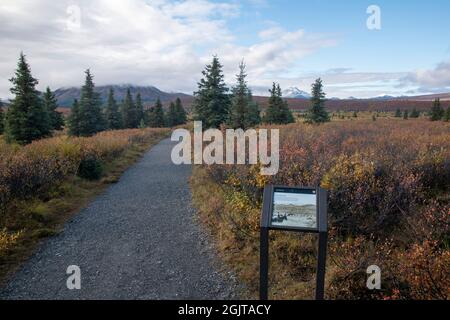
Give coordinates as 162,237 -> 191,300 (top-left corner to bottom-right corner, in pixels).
0,138 -> 239,300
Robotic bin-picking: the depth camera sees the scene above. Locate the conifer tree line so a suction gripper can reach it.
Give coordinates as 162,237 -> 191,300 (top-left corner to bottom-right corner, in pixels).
193,56 -> 334,128
395,107 -> 420,119
430,98 -> 450,122
67,73 -> 188,137
193,56 -> 295,129
2,53 -> 188,143
3,53 -> 449,144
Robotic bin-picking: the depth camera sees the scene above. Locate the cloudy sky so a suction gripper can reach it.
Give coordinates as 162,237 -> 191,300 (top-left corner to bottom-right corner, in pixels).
0,0 -> 449,99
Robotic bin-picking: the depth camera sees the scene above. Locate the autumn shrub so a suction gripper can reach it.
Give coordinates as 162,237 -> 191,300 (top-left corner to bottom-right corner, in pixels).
77,155 -> 103,180
0,228 -> 23,260
0,128 -> 168,211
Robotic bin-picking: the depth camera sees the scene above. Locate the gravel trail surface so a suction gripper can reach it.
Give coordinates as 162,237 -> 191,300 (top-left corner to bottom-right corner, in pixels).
0,138 -> 239,300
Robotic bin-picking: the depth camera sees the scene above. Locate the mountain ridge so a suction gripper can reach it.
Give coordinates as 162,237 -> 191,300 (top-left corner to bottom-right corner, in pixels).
54,85 -> 192,107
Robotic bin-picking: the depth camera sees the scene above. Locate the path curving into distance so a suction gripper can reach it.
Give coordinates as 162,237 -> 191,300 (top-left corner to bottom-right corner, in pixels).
0,138 -> 239,299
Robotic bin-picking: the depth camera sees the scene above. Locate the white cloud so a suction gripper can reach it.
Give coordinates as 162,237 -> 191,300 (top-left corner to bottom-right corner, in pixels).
0,0 -> 335,99
250,69 -> 412,99
402,60 -> 450,90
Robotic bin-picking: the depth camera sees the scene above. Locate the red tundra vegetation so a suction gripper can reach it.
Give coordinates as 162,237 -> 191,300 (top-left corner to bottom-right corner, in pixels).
191,118 -> 450,299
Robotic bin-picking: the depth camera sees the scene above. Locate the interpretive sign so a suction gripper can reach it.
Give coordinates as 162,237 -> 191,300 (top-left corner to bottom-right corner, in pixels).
260,185 -> 328,300
271,187 -> 318,230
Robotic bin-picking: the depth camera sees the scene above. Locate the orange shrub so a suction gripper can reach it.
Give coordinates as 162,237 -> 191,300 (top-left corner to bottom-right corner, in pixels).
0,128 -> 168,210
198,119 -> 450,299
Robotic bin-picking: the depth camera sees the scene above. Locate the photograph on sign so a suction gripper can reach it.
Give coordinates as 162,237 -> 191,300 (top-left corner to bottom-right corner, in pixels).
271,189 -> 317,229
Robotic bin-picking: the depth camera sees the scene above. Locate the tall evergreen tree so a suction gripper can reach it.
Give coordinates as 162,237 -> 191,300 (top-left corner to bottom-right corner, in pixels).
105,88 -> 123,130
166,101 -> 178,127
174,97 -> 187,125
147,98 -> 165,128
277,84 -> 294,124
193,56 -> 230,128
135,92 -> 144,126
43,87 -> 64,131
5,53 -> 51,144
403,110 -> 409,120
445,106 -> 450,122
305,78 -> 330,124
0,100 -> 4,135
247,100 -> 261,126
263,83 -> 280,124
121,88 -> 137,128
430,98 -> 444,121
228,61 -> 261,129
68,99 -> 81,136
77,69 -> 105,136
394,108 -> 402,117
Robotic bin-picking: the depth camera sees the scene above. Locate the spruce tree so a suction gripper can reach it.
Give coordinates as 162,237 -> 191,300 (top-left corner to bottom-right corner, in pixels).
444,106 -> 450,122
121,88 -> 137,128
247,100 -> 261,127
410,108 -> 420,118
43,87 -> 64,131
193,56 -> 230,128
77,69 -> 105,136
305,78 -> 330,124
148,98 -> 165,128
228,61 -> 261,129
394,108 -> 402,117
277,84 -> 294,124
228,61 -> 248,129
105,88 -> 123,130
403,110 -> 408,120
138,118 -> 146,129
135,92 -> 144,126
263,83 -> 280,124
0,100 -> 4,135
430,98 -> 444,121
68,99 -> 81,136
5,53 -> 51,144
166,101 -> 178,127
174,97 -> 187,125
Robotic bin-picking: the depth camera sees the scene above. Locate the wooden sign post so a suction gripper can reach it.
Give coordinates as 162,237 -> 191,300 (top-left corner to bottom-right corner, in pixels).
260,185 -> 328,300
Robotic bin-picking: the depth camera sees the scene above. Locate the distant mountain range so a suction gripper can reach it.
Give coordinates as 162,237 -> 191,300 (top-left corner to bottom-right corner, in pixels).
254,91 -> 450,112
54,85 -> 192,107
3,84 -> 447,113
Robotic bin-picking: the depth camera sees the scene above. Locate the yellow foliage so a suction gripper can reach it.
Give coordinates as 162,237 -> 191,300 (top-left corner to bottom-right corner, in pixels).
0,228 -> 23,258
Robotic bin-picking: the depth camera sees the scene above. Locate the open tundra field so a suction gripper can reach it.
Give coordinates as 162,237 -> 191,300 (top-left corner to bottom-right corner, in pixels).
191,118 -> 450,300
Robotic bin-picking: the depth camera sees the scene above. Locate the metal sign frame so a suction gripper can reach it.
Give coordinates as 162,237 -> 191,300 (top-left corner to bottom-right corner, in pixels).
260,185 -> 328,300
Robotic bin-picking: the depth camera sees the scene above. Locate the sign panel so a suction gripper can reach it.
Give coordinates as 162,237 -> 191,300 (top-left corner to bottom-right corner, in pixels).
271,188 -> 317,230
260,185 -> 328,300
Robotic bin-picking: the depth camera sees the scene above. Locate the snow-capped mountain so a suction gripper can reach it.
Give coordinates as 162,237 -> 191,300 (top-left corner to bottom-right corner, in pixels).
282,87 -> 311,99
